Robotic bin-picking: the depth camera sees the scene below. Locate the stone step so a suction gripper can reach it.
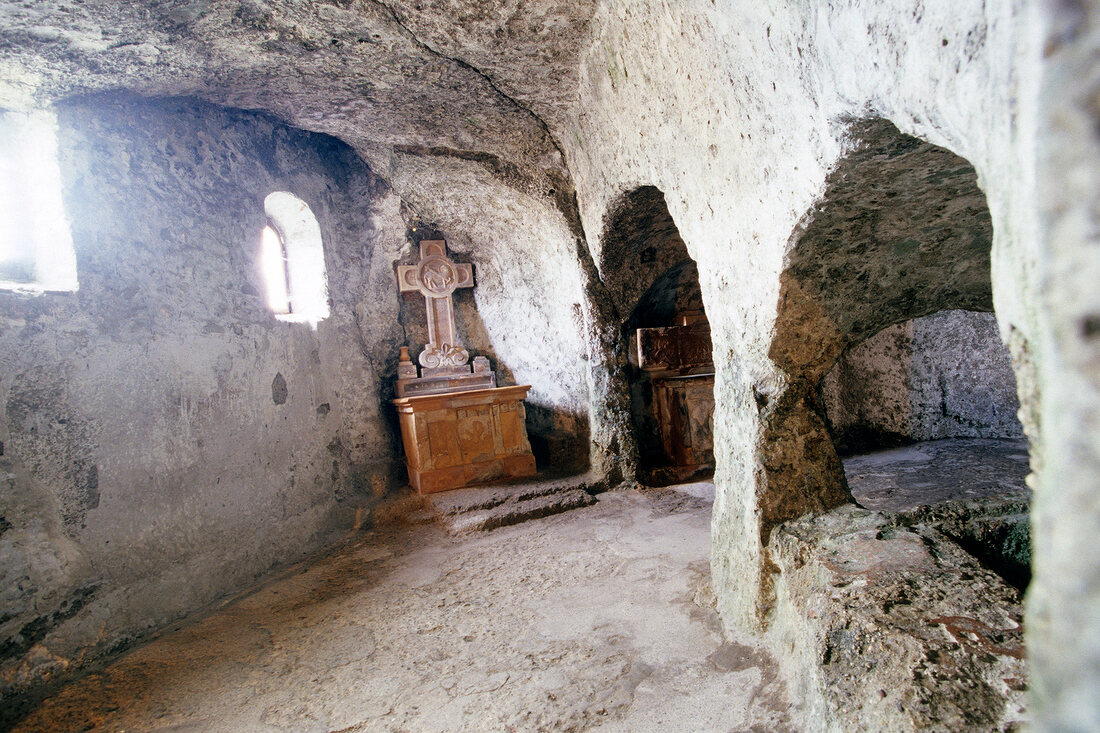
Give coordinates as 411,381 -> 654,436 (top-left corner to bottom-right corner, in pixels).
425,475 -> 598,535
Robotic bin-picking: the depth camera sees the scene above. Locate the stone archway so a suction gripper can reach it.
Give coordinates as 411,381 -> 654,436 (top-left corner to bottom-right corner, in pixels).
747,120 -> 1035,726
626,260 -> 714,484
598,186 -> 715,486
763,118 -> 996,539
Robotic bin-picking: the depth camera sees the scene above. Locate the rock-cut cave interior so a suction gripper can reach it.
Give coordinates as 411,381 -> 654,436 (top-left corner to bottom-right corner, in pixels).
0,2 -> 1097,731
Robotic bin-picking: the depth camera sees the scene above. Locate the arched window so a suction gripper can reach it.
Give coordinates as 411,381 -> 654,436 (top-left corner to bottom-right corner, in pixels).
0,109 -> 79,293
259,192 -> 329,326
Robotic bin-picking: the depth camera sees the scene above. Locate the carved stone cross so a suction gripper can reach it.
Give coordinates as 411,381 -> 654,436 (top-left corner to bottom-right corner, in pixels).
397,240 -> 475,369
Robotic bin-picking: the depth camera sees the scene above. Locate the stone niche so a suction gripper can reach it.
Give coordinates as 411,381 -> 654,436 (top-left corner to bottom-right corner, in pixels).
597,187 -> 716,486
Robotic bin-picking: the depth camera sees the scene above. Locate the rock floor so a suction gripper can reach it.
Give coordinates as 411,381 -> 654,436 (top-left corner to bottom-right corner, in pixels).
13,441 -> 1031,732
844,437 -> 1030,512
13,486 -> 797,733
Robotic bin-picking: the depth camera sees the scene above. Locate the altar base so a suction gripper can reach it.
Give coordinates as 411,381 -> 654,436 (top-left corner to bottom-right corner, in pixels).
393,385 -> 537,494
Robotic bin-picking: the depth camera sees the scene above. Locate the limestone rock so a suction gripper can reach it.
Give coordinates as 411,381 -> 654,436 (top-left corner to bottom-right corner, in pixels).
425,475 -> 598,534
767,505 -> 1026,732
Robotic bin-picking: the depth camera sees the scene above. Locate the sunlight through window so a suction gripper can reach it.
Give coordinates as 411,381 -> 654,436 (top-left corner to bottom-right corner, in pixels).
259,192 -> 329,327
0,109 -> 78,293
260,224 -> 291,315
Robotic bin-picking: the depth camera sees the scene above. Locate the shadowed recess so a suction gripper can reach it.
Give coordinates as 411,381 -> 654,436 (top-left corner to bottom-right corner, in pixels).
599,186 -> 696,323
626,259 -> 704,331
771,118 -> 993,383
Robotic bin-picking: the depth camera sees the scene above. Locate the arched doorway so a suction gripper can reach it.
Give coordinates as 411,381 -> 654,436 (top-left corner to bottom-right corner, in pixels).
599,186 -> 715,486
764,119 -> 1030,585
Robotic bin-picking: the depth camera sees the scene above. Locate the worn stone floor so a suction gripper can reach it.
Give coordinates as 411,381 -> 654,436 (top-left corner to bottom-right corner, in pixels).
843,437 -> 1030,512
12,486 -> 796,733
13,440 -> 1030,733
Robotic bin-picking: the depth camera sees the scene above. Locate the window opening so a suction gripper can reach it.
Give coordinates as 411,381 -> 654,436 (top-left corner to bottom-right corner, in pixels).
259,192 -> 329,326
0,109 -> 79,293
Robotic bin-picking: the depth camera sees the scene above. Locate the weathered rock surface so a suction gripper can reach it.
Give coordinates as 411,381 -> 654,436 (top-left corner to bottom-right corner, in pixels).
767,505 -> 1026,732
1029,3 -> 1100,728
844,438 -> 1030,513
898,498 -> 1031,591
824,311 -> 1024,454
10,488 -> 798,733
425,474 -> 599,534
0,0 -> 568,171
843,437 -> 1032,590
772,121 -> 994,380
0,93 -> 409,714
0,0 -> 1096,728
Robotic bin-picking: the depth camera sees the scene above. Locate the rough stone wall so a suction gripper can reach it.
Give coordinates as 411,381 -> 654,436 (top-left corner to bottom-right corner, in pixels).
766,506 -> 1027,732
561,0 -> 1043,633
822,324 -> 913,450
598,186 -> 694,325
823,310 -> 1024,453
0,0 -> 603,476
1029,2 -> 1100,730
1,1 -> 1097,729
0,94 -> 406,708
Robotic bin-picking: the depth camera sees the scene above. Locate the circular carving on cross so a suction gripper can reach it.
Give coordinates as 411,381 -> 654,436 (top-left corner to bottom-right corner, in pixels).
417,256 -> 458,297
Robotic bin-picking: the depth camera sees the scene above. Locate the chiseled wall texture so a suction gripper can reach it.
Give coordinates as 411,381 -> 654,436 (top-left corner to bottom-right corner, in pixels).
0,95 -> 407,701
822,310 -> 1024,452
561,0 -> 1042,623
559,1 -> 1094,727
556,0 -> 1086,728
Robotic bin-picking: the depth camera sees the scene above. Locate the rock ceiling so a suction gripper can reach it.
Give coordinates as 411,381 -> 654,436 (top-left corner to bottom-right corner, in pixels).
0,1 -> 600,190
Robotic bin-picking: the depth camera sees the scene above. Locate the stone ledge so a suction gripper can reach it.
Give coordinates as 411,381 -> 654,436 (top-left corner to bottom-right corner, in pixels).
766,505 -> 1026,732
424,474 -> 599,534
893,494 -> 1031,590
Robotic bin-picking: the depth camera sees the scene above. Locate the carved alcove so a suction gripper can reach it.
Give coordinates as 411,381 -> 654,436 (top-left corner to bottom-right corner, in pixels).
627,261 -> 715,484
768,119 -> 1031,588
391,236 -> 536,493
599,186 -> 716,485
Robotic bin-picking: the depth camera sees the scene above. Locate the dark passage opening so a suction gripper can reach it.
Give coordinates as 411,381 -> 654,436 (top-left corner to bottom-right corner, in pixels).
599,187 -> 716,486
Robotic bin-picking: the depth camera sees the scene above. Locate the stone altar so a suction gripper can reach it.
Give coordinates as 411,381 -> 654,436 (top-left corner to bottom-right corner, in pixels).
392,240 -> 536,493
631,311 -> 716,483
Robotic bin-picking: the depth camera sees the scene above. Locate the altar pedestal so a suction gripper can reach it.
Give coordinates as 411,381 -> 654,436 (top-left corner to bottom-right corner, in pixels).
631,312 -> 716,485
652,373 -> 715,469
393,385 -> 537,494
